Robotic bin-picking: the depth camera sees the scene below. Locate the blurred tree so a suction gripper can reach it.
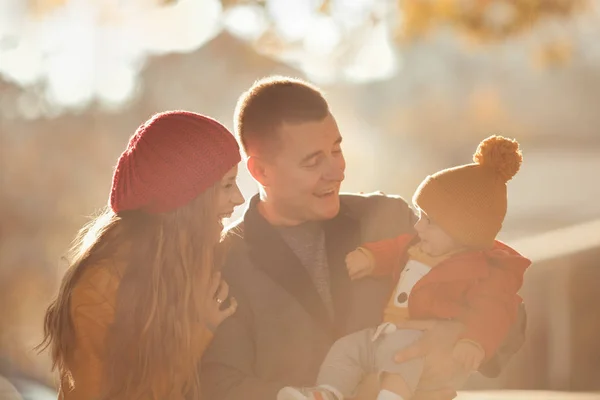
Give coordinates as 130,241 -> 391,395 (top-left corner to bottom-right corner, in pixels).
214,0 -> 590,73
16,0 -> 591,97
532,37 -> 573,68
396,0 -> 588,43
27,0 -> 68,16
216,0 -> 588,43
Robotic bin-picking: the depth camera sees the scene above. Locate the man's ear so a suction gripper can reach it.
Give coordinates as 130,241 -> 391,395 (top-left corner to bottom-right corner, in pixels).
247,156 -> 270,187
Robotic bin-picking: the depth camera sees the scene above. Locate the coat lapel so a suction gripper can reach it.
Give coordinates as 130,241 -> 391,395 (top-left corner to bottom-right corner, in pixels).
243,196 -> 332,331
322,202 -> 361,337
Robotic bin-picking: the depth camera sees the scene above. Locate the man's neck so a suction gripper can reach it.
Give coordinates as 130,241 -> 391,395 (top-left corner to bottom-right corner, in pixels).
258,192 -> 305,227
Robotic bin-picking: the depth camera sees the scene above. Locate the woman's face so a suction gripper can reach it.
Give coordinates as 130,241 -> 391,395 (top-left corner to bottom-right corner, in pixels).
216,165 -> 244,220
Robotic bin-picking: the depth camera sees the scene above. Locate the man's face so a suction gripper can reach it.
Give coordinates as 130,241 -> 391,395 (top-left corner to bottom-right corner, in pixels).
264,114 -> 346,225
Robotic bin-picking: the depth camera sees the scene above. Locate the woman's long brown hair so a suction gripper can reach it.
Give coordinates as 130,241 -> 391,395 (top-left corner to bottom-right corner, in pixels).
37,184 -> 222,399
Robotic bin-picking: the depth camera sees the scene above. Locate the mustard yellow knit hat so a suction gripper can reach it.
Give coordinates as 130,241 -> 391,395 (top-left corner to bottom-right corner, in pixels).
413,135 -> 523,249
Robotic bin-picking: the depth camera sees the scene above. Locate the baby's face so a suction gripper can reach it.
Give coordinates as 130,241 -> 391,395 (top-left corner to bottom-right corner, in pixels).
414,209 -> 461,257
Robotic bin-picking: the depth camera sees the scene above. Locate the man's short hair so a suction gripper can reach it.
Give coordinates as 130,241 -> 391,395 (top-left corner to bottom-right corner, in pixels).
234,76 -> 330,157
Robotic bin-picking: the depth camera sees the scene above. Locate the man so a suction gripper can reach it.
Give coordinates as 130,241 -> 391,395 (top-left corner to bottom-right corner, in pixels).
200,77 -> 526,400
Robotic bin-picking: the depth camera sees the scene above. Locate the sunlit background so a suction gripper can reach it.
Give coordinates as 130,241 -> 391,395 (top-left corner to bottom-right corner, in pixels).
1,0 -> 600,398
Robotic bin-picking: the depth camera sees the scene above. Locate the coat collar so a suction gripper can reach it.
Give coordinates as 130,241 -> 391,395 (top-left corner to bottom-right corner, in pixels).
243,195 -> 359,336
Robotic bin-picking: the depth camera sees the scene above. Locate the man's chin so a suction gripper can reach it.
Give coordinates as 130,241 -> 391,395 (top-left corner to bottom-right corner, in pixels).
315,201 -> 341,220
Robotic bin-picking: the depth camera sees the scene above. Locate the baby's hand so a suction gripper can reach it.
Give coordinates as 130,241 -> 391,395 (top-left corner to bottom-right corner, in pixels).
345,248 -> 374,280
452,340 -> 485,372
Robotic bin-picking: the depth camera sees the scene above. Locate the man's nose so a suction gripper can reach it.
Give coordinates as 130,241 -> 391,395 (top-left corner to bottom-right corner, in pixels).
323,158 -> 345,182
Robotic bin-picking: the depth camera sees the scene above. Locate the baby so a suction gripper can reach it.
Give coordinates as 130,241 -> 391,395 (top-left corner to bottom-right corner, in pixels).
278,135 -> 531,400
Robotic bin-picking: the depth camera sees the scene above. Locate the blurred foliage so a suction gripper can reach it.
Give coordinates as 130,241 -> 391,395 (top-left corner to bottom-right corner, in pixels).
216,0 -> 589,70
26,0 -> 590,42
27,0 -> 67,16
532,37 -> 573,68
23,0 -> 590,73
219,0 -> 588,42
396,0 -> 588,42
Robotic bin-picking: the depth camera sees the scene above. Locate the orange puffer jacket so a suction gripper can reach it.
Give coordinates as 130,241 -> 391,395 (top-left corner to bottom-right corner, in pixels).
59,256 -> 213,400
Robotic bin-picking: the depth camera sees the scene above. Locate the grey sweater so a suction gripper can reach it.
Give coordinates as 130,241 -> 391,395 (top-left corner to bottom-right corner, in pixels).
278,222 -> 334,319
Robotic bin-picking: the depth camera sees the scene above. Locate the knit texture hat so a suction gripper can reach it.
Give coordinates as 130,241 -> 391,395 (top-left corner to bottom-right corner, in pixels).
413,135 -> 523,248
110,111 -> 241,214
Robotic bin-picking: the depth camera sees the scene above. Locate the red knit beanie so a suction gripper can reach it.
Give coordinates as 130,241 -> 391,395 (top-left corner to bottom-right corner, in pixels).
109,111 -> 241,214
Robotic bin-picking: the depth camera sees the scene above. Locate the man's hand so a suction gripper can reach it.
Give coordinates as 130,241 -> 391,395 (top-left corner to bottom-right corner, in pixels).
346,248 -> 375,280
394,319 -> 465,400
452,340 -> 484,372
394,319 -> 464,364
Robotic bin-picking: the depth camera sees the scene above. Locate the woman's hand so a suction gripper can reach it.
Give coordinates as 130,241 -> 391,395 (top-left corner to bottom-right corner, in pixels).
204,272 -> 238,332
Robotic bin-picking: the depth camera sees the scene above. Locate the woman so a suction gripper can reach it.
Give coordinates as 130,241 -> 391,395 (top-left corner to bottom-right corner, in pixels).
37,111 -> 244,400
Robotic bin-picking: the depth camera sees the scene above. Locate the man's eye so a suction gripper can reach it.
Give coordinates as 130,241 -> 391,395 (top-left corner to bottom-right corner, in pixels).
304,158 -> 320,168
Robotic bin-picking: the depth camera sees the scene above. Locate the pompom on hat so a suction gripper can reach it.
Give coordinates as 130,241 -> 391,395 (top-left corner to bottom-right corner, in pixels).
413,135 -> 523,248
109,111 -> 241,214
